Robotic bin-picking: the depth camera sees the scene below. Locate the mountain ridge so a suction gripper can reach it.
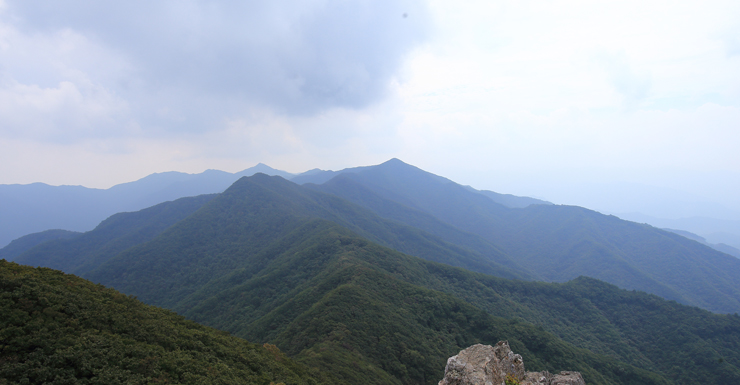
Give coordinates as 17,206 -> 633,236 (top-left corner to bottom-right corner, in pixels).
0,160 -> 546,248
305,159 -> 740,314
9,172 -> 740,384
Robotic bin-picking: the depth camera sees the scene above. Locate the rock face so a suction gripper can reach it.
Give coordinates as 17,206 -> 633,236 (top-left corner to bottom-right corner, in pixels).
438,341 -> 525,385
523,371 -> 585,385
438,342 -> 586,385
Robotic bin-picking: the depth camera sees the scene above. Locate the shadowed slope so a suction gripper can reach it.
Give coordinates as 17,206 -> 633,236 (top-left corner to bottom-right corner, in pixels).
85,174 -> 529,307
14,194 -> 216,276
0,229 -> 81,261
310,159 -> 740,314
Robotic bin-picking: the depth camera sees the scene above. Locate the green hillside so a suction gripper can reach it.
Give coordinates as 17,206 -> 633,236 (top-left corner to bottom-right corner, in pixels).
310,159 -> 740,314
308,174 -> 542,280
88,218 -> 668,385
0,259 -> 340,385
76,175 -> 528,307
67,174 -> 737,384
11,173 -> 740,384
13,194 -> 216,276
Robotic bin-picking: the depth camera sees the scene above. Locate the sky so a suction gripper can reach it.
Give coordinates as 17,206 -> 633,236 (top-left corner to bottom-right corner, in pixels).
1,0 -> 739,219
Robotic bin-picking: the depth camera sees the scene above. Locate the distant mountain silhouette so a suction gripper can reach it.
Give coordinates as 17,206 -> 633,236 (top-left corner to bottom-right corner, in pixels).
13,194 -> 215,275
1,160 -> 548,250
663,228 -> 740,258
0,229 -> 81,261
0,163 -> 292,247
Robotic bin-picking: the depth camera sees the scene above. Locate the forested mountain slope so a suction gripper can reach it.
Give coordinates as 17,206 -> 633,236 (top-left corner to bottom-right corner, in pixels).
0,229 -> 81,261
13,194 -> 216,276
81,222 -> 668,383
14,174 -> 738,384
13,174 -> 528,284
309,159 -> 740,314
0,163 -> 290,248
0,260 -> 340,385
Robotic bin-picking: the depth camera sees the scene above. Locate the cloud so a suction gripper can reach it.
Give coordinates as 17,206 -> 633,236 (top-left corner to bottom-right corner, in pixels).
3,0 -> 430,121
0,79 -> 131,142
596,52 -> 651,111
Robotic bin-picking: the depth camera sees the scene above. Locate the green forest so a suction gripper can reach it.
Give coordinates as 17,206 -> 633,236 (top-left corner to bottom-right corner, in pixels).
0,260 -> 340,385
6,170 -> 740,385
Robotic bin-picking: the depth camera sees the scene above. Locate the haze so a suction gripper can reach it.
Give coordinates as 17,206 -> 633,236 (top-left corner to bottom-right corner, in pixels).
1,1 -> 739,238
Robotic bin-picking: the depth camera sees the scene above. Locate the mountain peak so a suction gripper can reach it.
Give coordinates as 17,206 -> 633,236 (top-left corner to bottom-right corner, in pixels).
381,158 -> 407,165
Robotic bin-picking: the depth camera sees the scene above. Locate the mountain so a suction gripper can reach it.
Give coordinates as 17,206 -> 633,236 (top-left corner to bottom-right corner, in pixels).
0,160 -> 548,250
0,163 -> 292,248
618,213 -> 740,251
12,194 -> 216,275
663,228 -> 740,258
0,260 -> 339,384
9,158 -> 740,313
13,176 -> 529,282
0,229 -> 80,261
77,177 -> 672,384
467,186 -> 552,208
291,160 -> 550,208
302,159 -> 740,314
13,173 -> 740,384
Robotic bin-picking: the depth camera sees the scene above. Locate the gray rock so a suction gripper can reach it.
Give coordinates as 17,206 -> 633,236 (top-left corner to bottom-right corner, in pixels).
438,341 -> 525,385
438,342 -> 585,385
522,371 -> 585,385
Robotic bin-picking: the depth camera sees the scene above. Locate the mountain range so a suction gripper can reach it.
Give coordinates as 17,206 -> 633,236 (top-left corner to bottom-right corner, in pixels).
0,162 -> 547,249
5,159 -> 740,384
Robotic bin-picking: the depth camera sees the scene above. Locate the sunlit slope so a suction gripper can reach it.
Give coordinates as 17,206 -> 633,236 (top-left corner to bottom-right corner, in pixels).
311,159 -> 740,314
0,260 -> 340,385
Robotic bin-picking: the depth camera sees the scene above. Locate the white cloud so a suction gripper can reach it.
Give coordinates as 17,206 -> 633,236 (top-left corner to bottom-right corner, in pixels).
0,0 -> 738,215
3,0 -> 430,120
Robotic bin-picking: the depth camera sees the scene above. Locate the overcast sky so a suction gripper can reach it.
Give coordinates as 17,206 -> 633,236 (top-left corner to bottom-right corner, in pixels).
1,0 -> 739,215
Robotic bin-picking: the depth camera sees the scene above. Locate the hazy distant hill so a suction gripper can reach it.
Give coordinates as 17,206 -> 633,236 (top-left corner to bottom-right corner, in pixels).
13,194 -> 216,275
292,160 -> 551,208
619,212 -> 740,252
0,229 -> 80,261
0,163 -> 291,248
663,228 -> 740,258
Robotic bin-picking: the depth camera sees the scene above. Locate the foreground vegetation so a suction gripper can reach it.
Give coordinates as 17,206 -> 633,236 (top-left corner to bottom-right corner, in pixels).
0,259 -> 340,385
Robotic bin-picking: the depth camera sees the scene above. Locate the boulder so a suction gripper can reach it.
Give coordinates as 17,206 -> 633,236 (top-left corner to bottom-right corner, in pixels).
523,371 -> 585,385
438,341 -> 525,385
438,342 -> 585,385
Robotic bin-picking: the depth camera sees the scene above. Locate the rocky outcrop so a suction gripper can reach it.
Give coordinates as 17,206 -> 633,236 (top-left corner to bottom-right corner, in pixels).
438,341 -> 525,385
438,342 -> 585,385
523,371 -> 585,385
